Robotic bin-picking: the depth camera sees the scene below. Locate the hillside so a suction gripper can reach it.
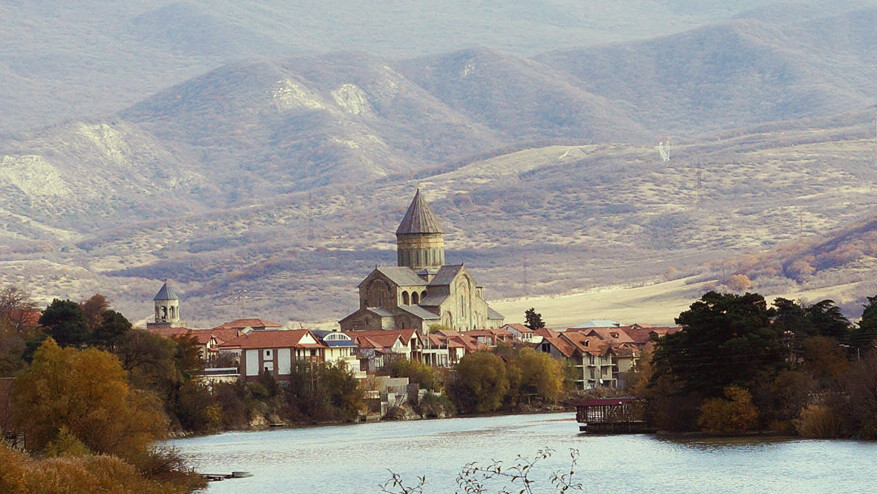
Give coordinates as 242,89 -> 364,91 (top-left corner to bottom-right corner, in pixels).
3,107 -> 874,326
1,0 -> 809,136
1,4 -> 876,326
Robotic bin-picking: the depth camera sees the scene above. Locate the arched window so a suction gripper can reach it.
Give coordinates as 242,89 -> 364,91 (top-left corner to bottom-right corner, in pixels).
412,292 -> 419,305
421,290 -> 427,300
402,291 -> 410,305
169,306 -> 175,319
161,306 -> 167,318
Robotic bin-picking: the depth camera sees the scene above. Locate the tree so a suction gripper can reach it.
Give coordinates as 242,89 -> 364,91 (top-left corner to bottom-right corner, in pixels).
447,352 -> 509,413
11,338 -> 167,460
38,299 -> 90,348
0,286 -> 39,336
772,298 -> 814,339
804,300 -> 851,341
651,291 -> 785,396
80,293 -> 108,331
851,295 -> 877,353
842,349 -> 877,438
726,274 -> 752,292
524,308 -> 545,330
0,287 -> 38,376
91,309 -> 132,349
114,330 -> 178,392
383,358 -> 441,392
507,347 -> 564,406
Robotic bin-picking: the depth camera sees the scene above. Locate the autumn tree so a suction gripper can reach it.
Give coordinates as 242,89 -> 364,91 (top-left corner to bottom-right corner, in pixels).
447,352 -> 509,413
697,385 -> 759,434
383,358 -> 442,391
507,347 -> 564,406
0,286 -> 39,336
80,293 -> 108,332
0,287 -> 38,376
842,349 -> 877,438
11,338 -> 167,461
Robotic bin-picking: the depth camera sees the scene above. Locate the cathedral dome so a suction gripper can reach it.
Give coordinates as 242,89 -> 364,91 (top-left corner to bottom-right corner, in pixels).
395,188 -> 443,235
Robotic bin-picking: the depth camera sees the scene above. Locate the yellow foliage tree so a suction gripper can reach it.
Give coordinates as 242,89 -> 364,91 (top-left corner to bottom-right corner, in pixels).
11,338 -> 167,461
697,385 -> 759,434
510,347 -> 564,405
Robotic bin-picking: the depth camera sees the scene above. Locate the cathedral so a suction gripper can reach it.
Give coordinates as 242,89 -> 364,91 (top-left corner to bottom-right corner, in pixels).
339,189 -> 504,333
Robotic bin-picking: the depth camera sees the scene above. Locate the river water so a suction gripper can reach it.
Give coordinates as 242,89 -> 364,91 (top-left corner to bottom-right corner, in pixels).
169,412 -> 876,493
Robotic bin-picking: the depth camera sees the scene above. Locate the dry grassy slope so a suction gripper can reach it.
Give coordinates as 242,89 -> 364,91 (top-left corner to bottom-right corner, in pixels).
4,110 -> 872,327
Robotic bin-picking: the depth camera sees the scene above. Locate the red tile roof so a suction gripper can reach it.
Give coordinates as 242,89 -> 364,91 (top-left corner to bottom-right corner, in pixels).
561,332 -> 609,356
215,318 -> 283,330
218,329 -> 324,350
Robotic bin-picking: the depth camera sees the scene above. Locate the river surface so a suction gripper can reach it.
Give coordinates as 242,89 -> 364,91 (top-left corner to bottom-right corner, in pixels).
169,412 -> 877,493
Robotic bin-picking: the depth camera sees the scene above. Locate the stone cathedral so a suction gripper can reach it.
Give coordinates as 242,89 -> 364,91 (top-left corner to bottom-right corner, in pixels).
339,189 -> 503,333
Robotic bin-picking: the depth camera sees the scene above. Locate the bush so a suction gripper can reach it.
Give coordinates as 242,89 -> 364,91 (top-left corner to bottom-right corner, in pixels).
697,386 -> 759,434
415,392 -> 456,418
382,358 -> 442,392
0,443 -> 200,494
795,404 -> 844,438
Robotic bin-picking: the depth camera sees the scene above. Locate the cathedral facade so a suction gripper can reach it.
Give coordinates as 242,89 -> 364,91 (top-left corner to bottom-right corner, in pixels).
339,189 -> 503,333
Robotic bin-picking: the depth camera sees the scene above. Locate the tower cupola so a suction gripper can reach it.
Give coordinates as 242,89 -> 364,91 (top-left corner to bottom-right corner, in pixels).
396,188 -> 445,270
151,280 -> 183,328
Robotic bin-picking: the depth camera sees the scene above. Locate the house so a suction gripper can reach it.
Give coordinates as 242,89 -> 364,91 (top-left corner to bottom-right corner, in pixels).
503,323 -> 536,343
537,331 -> 617,390
466,328 -> 513,347
311,330 -> 364,378
344,329 -> 421,373
213,318 -> 284,332
218,329 -> 326,383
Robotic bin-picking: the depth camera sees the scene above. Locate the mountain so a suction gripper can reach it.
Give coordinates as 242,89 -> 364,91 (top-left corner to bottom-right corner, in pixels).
0,0 -> 825,135
537,10 -> 877,134
1,5 -> 876,325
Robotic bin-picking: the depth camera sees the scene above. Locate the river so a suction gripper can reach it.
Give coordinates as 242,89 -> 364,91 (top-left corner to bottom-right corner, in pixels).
169,412 -> 876,493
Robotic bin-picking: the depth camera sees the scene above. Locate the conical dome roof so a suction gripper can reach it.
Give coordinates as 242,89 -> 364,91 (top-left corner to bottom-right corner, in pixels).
153,281 -> 179,301
396,189 -> 443,235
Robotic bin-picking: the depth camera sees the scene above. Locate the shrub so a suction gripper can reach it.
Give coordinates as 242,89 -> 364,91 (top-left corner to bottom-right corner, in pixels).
795,404 -> 844,438
415,392 -> 455,418
697,386 -> 759,434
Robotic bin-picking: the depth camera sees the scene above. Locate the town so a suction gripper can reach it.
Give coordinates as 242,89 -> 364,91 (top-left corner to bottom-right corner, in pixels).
2,189 -> 876,493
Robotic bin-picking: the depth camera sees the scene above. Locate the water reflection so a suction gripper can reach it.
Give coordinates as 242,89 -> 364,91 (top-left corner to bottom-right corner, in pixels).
169,413 -> 877,494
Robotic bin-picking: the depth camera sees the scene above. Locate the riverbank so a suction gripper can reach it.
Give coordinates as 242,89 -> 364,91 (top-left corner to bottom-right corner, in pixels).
169,412 -> 877,494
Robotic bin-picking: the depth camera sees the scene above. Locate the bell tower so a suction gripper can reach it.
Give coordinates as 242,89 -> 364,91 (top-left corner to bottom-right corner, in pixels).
148,280 -> 184,328
396,188 -> 445,271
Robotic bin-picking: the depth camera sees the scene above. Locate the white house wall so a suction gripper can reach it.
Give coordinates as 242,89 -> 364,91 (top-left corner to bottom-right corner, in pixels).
278,348 -> 292,375
245,349 -> 259,376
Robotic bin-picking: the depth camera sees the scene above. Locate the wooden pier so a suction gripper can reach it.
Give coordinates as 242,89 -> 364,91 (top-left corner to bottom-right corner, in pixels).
573,397 -> 653,434
202,471 -> 253,482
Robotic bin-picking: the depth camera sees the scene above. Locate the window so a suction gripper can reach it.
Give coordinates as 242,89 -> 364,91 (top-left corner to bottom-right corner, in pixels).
264,349 -> 272,359
403,291 -> 410,305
